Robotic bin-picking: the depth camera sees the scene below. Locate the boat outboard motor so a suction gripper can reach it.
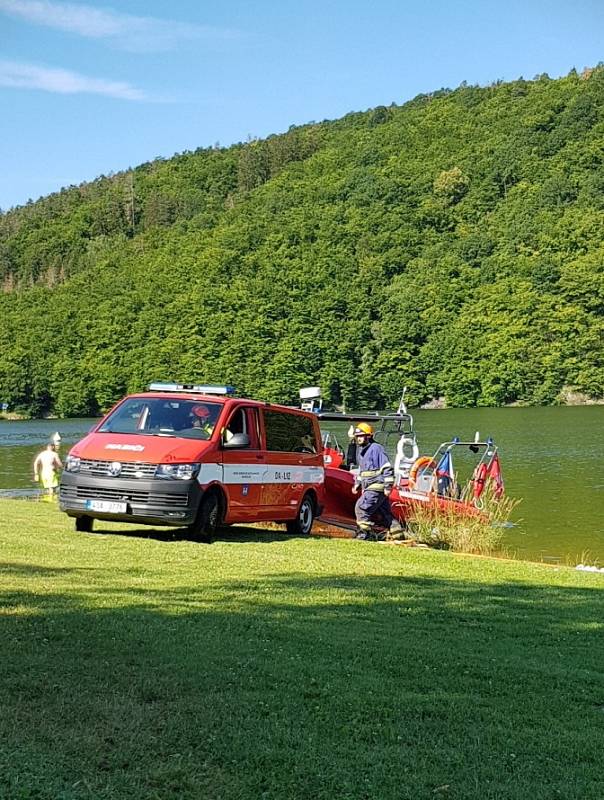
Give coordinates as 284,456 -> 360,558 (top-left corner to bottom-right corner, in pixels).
395,434 -> 419,480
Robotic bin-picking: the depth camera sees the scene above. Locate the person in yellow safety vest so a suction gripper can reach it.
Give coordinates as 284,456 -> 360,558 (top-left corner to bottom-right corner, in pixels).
191,404 -> 215,438
33,442 -> 63,496
351,422 -> 401,540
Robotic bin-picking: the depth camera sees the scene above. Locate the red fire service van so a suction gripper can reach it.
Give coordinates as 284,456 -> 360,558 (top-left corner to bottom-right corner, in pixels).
59,383 -> 325,540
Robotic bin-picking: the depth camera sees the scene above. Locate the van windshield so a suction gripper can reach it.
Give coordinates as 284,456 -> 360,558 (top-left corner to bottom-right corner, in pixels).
98,398 -> 223,440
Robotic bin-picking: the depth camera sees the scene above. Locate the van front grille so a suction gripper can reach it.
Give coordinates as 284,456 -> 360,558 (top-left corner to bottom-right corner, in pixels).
60,484 -> 189,508
79,459 -> 157,478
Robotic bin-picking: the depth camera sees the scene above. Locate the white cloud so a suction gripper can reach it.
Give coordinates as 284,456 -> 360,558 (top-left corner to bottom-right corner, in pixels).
0,0 -> 236,52
0,60 -> 146,99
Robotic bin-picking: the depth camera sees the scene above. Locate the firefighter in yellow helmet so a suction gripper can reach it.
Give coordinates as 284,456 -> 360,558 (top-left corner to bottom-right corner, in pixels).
351,422 -> 396,539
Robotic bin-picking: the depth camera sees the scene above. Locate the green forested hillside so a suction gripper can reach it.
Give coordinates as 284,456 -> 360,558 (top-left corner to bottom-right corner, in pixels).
1,69 -> 603,416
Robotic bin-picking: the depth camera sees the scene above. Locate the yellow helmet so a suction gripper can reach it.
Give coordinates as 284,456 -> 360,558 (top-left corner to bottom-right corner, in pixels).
354,422 -> 374,437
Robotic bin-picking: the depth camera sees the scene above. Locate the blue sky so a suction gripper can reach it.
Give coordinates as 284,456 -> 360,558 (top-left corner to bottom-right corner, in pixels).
1,0 -> 602,210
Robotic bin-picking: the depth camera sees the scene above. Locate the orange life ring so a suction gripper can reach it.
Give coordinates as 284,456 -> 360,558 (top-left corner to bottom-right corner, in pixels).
408,456 -> 437,489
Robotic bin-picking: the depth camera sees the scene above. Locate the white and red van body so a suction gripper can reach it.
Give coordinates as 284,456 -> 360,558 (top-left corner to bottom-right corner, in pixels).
59,384 -> 324,537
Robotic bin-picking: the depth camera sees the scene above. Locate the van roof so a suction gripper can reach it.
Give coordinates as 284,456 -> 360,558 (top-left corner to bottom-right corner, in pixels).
129,391 -> 318,419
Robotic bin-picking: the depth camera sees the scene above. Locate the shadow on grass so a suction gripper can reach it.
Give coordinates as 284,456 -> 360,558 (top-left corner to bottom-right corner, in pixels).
88,523 -> 307,545
2,570 -> 604,800
0,561 -> 99,576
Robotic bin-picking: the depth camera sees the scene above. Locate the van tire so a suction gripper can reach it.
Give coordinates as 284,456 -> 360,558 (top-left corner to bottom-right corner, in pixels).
75,516 -> 93,533
189,490 -> 222,543
286,493 -> 315,536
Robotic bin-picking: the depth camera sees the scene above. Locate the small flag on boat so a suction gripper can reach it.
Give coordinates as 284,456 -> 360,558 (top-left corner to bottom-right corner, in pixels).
436,450 -> 454,496
488,453 -> 504,498
436,450 -> 452,478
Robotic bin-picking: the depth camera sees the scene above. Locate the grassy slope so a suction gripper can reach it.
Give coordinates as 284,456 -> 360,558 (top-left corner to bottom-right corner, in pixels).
1,499 -> 603,799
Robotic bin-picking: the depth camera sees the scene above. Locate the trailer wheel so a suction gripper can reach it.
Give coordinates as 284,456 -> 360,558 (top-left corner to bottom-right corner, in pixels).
188,490 -> 222,543
286,493 -> 315,536
75,516 -> 93,533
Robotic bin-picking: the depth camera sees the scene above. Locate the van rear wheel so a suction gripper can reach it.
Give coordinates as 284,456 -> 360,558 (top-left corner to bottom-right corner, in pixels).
188,490 -> 222,543
75,516 -> 93,533
286,493 -> 315,536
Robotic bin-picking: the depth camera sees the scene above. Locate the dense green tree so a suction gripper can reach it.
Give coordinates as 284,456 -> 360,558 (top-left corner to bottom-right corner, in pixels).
1,68 -> 603,415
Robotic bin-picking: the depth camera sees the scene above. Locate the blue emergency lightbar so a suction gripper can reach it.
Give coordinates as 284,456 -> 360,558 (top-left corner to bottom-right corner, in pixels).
148,382 -> 235,395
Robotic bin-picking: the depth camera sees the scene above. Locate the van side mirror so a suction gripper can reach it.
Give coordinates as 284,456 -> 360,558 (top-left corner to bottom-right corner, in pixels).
223,432 -> 250,449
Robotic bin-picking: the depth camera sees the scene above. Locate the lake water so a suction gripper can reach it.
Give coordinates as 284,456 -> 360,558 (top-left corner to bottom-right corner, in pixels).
1,407 -> 602,564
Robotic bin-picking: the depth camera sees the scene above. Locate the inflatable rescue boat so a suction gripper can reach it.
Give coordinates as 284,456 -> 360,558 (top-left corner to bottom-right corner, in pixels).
299,388 -> 504,535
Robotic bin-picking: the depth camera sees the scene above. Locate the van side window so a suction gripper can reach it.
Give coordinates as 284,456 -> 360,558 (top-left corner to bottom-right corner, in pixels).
223,407 -> 261,448
263,410 -> 318,453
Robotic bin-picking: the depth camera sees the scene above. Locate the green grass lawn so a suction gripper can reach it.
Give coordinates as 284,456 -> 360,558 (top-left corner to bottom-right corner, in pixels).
1,499 -> 603,800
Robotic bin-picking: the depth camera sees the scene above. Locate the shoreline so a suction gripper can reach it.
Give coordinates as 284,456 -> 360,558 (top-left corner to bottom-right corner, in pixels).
3,395 -> 604,422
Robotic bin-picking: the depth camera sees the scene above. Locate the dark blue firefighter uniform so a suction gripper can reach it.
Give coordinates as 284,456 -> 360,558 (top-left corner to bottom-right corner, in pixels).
354,440 -> 395,535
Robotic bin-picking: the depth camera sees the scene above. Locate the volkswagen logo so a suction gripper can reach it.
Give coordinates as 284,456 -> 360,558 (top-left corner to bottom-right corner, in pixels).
108,461 -> 122,477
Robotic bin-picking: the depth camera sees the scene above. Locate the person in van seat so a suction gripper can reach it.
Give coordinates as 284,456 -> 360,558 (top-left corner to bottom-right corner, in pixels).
190,405 -> 215,437
351,423 -> 402,540
299,434 -> 316,453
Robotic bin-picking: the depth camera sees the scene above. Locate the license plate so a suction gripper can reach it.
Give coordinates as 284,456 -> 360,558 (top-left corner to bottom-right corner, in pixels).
85,500 -> 127,514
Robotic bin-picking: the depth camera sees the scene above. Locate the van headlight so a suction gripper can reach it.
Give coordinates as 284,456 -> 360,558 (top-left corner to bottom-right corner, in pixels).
65,455 -> 81,472
156,463 -> 200,480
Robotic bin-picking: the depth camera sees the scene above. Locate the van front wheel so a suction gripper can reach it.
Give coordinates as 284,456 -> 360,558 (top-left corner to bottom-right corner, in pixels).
188,491 -> 222,543
286,494 -> 315,536
75,516 -> 93,533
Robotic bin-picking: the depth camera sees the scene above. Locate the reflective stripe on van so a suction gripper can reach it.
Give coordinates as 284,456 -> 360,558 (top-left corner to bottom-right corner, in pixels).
197,464 -> 324,485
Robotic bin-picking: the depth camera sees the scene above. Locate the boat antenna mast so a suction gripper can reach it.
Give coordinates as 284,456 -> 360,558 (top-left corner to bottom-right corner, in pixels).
397,387 -> 409,416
